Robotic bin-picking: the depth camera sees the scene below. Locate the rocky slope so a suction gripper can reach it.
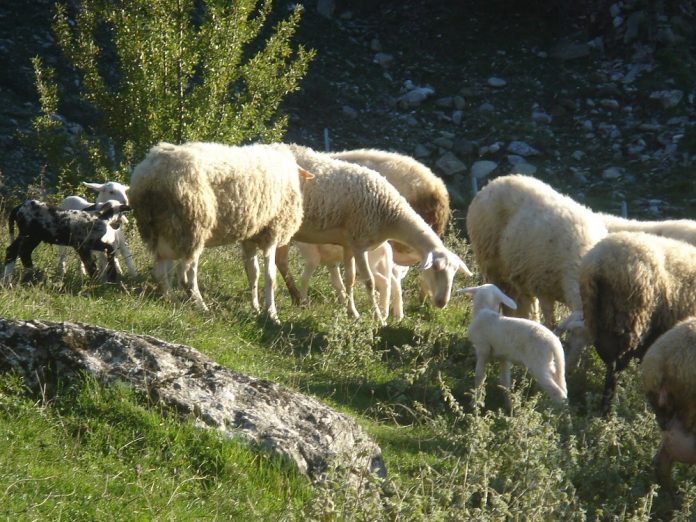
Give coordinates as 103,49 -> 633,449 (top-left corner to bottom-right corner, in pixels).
1,0 -> 695,219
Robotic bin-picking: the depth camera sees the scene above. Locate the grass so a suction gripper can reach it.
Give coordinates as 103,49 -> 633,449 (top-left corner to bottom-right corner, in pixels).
1,213 -> 696,520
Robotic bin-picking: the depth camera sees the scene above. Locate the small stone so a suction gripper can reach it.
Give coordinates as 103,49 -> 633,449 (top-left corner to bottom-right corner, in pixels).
602,166 -> 623,180
471,160 -> 498,179
507,140 -> 540,157
487,77 -> 507,88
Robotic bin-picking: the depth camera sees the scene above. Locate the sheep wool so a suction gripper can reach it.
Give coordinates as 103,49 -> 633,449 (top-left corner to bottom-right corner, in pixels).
580,231 -> 696,414
641,317 -> 696,489
128,141 -> 306,318
600,213 -> 696,246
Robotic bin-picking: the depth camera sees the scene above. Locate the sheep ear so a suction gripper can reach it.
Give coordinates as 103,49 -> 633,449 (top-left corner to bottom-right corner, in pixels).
83,182 -> 104,192
456,256 -> 473,276
494,287 -> 517,310
556,311 -> 584,333
420,252 -> 434,270
298,167 -> 314,181
456,286 -> 479,296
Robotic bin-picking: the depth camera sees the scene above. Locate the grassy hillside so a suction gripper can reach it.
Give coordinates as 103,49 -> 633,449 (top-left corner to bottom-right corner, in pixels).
1,202 -> 695,520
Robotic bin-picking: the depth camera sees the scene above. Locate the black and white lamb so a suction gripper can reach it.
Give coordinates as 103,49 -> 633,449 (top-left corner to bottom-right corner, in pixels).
3,199 -> 131,283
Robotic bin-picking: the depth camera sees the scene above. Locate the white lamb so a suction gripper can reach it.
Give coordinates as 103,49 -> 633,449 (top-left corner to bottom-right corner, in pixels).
276,144 -> 471,325
57,181 -> 137,278
128,141 -> 310,321
467,174 -> 608,367
458,283 -> 568,405
294,240 -> 410,320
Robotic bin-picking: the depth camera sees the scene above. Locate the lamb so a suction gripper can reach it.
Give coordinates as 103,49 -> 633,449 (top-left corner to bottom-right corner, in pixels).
127,141 -> 310,321
294,240 -> 409,320
57,181 -> 137,278
579,231 -> 696,416
276,144 -> 471,324
641,318 -> 696,492
466,174 -> 607,366
458,283 -> 567,405
3,199 -> 131,283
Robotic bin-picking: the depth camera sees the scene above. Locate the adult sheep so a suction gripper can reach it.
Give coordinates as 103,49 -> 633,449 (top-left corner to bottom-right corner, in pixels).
329,148 -> 450,265
579,232 -> 696,416
600,213 -> 696,246
466,174 -> 607,366
128,141 -> 310,321
641,318 -> 696,492
276,144 -> 471,325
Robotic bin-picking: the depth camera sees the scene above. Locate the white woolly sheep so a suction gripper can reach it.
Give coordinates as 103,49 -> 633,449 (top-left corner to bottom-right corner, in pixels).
458,283 -> 567,405
579,231 -> 696,416
57,181 -> 137,278
329,148 -> 450,265
128,141 -> 310,321
3,199 -> 131,283
600,212 -> 696,246
641,317 -> 696,492
276,144 -> 471,325
294,240 -> 409,320
466,174 -> 607,367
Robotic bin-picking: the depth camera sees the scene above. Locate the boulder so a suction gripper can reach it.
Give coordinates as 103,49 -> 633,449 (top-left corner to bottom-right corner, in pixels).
0,318 -> 386,485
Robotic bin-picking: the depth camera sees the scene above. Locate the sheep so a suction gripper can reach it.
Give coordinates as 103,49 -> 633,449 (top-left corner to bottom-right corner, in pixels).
294,240 -> 409,320
458,283 -> 567,405
329,148 -> 450,265
600,212 -> 696,246
127,141 -> 310,321
275,144 -> 471,325
57,181 -> 137,278
466,174 -> 607,367
641,317 -> 696,492
579,231 -> 696,416
3,199 -> 131,283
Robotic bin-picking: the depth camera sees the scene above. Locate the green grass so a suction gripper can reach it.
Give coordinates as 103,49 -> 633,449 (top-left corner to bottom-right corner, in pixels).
1,219 -> 696,521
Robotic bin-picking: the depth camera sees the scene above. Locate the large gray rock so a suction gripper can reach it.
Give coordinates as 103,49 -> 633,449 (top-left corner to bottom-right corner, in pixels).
0,318 -> 386,485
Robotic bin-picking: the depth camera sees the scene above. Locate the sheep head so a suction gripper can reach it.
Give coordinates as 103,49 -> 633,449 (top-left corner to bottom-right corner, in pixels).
419,248 -> 472,308
84,181 -> 130,206
457,283 -> 517,315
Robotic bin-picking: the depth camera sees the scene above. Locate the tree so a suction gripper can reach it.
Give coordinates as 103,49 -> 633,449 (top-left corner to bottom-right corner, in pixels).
32,0 -> 314,189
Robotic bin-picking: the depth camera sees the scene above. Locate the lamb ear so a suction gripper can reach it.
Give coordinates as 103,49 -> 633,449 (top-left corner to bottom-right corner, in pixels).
456,286 -> 479,296
457,256 -> 473,276
556,311 -> 584,333
83,182 -> 104,192
420,252 -> 434,270
298,167 -> 314,181
493,286 -> 517,310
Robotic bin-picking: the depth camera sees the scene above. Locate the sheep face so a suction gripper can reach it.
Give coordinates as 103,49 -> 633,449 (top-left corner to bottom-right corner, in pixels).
457,283 -> 517,314
420,249 -> 472,308
84,181 -> 130,206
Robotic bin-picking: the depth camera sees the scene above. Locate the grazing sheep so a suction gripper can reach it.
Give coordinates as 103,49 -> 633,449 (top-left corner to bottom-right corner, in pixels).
641,318 -> 696,492
466,174 -> 607,366
3,199 -> 131,283
294,241 -> 409,320
57,181 -> 137,278
600,212 -> 696,246
458,283 -> 567,405
329,148 -> 450,265
276,144 -> 471,324
128,141 -> 310,321
579,232 -> 696,415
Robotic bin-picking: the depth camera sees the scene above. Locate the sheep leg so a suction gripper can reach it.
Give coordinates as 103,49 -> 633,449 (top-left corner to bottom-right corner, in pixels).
391,271 -> 404,321
276,244 -> 302,305
373,270 -> 391,319
326,265 -> 347,304
298,256 -> 321,303
355,248 -> 384,325
342,250 -> 360,319
600,363 -> 617,417
499,359 -> 513,410
76,248 -> 98,278
56,245 -> 68,276
653,442 -> 675,494
16,237 -> 42,281
539,297 -> 556,329
153,258 -> 173,295
241,241 -> 261,314
182,255 -> 208,311
3,236 -> 26,281
261,243 -> 280,323
474,354 -> 488,390
116,231 -> 138,277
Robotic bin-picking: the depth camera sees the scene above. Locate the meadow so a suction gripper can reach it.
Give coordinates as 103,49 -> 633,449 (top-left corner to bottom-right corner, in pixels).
0,196 -> 695,521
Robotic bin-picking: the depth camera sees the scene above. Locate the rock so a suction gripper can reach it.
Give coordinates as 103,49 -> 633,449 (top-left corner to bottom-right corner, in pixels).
532,111 -> 552,123
397,86 -> 435,109
316,0 -> 335,18
0,319 -> 386,486
602,166 -> 623,180
342,105 -> 358,119
470,160 -> 497,179
550,40 -> 591,61
487,77 -> 507,88
413,144 -> 432,158
649,90 -> 684,109
511,162 -> 537,175
478,102 -> 495,113
435,152 -> 467,177
507,140 -> 540,157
